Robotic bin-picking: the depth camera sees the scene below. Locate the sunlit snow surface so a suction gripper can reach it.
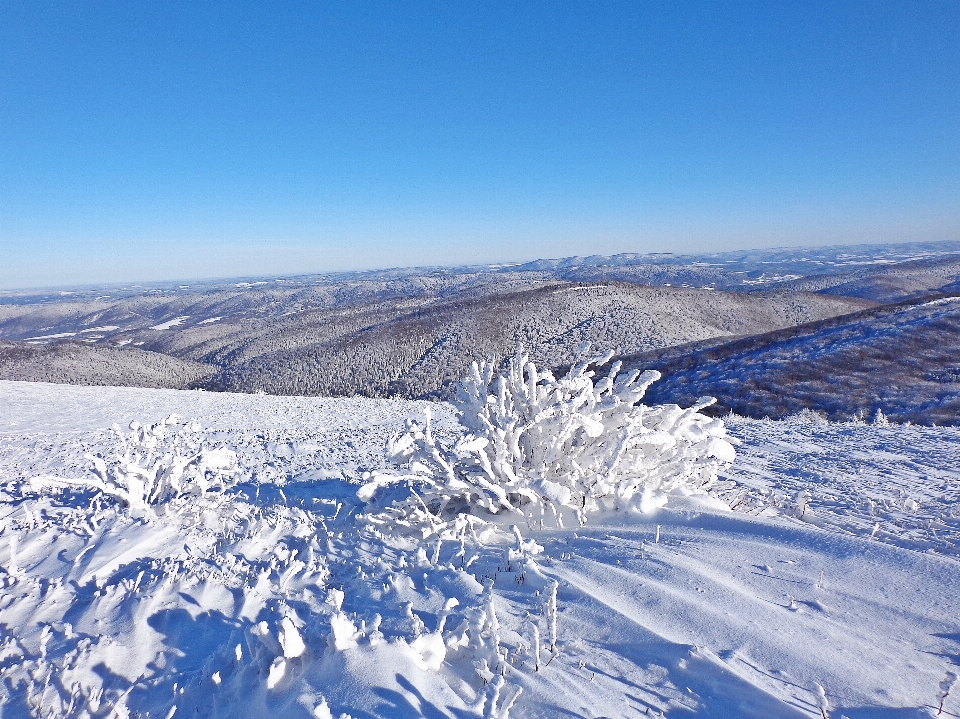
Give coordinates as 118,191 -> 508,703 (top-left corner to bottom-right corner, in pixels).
1,381 -> 958,718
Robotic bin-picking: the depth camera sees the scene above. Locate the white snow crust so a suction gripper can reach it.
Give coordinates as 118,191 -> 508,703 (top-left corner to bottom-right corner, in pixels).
149,317 -> 189,331
1,380 -> 958,718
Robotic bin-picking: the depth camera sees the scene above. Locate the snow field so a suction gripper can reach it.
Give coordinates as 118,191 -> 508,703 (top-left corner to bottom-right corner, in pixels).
1,380 -> 959,718
724,412 -> 960,558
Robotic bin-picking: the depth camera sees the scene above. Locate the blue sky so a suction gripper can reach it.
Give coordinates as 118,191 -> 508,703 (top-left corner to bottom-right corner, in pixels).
2,1 -> 959,288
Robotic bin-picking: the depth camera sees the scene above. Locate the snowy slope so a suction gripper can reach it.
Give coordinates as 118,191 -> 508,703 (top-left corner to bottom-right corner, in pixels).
623,294 -> 960,425
1,381 -> 958,718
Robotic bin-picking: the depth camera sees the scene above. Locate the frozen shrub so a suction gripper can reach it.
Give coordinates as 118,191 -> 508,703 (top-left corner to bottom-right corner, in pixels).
790,408 -> 831,425
939,670 -> 958,715
873,408 -> 891,426
360,345 -> 736,537
29,414 -> 238,515
812,682 -> 830,718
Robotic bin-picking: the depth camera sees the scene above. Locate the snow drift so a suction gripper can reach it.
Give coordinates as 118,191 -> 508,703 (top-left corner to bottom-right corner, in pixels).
1,368 -> 958,719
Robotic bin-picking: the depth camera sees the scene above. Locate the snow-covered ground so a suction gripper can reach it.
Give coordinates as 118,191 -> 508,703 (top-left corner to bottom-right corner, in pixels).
1,381 -> 958,718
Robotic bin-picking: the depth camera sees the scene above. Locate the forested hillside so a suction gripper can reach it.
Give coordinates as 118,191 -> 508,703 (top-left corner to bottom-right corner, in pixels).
0,341 -> 215,389
618,294 -> 960,425
3,240 -> 960,398
196,284 -> 871,398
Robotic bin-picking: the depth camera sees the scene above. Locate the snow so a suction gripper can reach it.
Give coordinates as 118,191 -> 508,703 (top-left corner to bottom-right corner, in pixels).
922,296 -> 960,307
722,413 -> 960,557
79,326 -> 120,334
740,273 -> 804,285
0,380 -> 958,718
149,316 -> 189,330
23,333 -> 76,341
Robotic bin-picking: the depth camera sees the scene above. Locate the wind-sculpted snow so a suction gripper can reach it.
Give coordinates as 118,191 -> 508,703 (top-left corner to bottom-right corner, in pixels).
718,412 -> 960,558
1,380 -> 959,717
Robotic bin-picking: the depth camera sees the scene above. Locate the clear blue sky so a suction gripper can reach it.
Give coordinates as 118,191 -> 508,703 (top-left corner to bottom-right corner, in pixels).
2,1 -> 959,288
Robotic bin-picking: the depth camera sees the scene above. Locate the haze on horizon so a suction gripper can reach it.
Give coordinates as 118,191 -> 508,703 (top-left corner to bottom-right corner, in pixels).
2,1 -> 959,289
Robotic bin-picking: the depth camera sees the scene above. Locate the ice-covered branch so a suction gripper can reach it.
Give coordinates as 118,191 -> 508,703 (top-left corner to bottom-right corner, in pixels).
360,344 -> 736,537
28,414 -> 238,515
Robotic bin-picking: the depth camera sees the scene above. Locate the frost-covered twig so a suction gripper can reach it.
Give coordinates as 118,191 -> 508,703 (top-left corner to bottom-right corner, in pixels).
545,580 -> 558,653
812,682 -> 830,719
527,621 -> 541,672
359,344 -> 737,539
27,415 -> 238,516
938,670 -> 957,715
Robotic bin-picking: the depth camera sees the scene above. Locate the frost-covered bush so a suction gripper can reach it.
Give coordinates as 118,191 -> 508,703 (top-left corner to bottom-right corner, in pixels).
29,414 -> 238,515
360,345 -> 736,537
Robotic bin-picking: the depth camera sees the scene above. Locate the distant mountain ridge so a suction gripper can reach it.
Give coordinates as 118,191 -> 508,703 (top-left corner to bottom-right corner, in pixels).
4,238 -> 960,305
195,283 -> 871,399
0,239 -> 958,401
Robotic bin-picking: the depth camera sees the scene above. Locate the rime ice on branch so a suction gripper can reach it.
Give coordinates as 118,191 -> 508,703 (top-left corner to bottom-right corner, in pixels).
360,344 -> 736,537
28,414 -> 238,516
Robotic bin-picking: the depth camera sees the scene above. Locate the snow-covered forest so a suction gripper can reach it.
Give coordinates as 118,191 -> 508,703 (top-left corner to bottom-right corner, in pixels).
3,243 -> 960,423
0,281 -> 870,398
0,341 -> 213,390
619,295 -> 960,425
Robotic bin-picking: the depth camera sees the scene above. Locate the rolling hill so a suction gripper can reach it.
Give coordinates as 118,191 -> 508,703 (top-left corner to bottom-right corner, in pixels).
2,240 -> 960,399
194,283 -> 872,398
0,340 -> 215,389
618,294 -> 960,425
